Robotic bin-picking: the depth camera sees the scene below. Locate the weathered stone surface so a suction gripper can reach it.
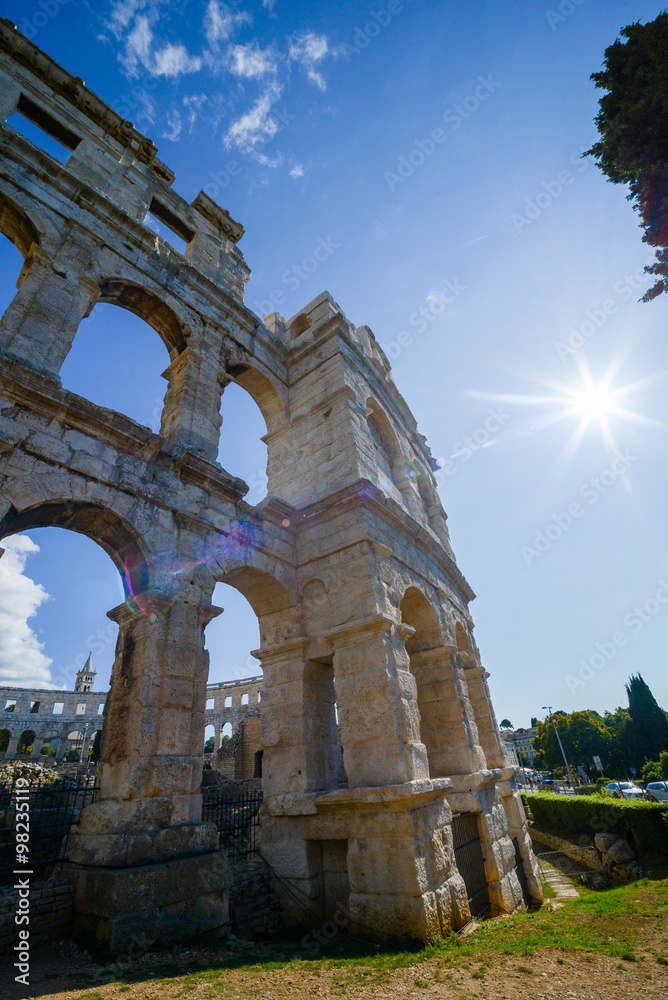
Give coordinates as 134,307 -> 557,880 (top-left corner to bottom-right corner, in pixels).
0,19 -> 541,947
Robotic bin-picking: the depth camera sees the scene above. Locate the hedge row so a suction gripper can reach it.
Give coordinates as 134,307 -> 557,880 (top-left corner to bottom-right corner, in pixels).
522,792 -> 668,854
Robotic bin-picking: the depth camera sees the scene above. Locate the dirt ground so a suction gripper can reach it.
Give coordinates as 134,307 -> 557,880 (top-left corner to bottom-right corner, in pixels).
1,929 -> 667,1000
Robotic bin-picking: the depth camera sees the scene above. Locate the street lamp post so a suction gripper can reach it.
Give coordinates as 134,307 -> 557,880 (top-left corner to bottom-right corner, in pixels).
542,706 -> 574,788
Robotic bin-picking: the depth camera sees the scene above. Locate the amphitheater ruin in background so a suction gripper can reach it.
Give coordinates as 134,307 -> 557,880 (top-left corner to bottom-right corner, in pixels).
0,19 -> 541,952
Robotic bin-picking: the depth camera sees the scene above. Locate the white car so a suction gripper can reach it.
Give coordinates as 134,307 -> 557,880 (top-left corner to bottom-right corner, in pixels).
645,781 -> 668,803
605,781 -> 645,800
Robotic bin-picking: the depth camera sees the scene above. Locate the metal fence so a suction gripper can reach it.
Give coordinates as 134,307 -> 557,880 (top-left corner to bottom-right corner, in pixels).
452,811 -> 491,920
0,775 -> 97,885
201,785 -> 263,861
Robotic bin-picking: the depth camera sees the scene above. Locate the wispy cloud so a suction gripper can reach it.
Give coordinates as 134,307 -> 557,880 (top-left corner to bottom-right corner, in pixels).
289,163 -> 304,178
225,87 -> 281,153
153,42 -> 202,77
262,0 -> 276,11
0,536 -> 55,689
229,42 -> 278,79
162,108 -> 183,141
204,0 -> 252,46
289,31 -> 329,90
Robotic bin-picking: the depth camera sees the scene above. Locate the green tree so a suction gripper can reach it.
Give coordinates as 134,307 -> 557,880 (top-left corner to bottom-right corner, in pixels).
586,13 -> 668,299
532,711 -> 613,774
499,719 -> 513,729
626,673 -> 668,761
641,750 -> 668,783
204,736 -> 215,753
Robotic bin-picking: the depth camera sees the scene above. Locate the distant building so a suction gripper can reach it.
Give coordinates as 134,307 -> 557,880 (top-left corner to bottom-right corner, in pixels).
501,726 -> 537,765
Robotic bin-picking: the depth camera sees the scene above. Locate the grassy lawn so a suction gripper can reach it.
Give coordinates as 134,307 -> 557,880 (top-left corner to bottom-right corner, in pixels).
43,876 -> 667,1000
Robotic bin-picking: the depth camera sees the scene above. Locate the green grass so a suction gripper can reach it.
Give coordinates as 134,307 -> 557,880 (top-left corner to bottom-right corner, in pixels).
103,878 -> 668,998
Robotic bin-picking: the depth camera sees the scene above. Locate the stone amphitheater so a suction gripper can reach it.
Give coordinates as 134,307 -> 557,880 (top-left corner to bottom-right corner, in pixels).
0,18 -> 540,954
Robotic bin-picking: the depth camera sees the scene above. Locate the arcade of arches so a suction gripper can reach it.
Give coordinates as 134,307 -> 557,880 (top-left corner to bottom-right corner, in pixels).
0,21 -> 541,954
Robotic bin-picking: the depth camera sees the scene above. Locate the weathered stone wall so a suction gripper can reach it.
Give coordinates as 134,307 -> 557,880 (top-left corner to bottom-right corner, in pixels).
0,18 -> 541,949
0,878 -> 73,955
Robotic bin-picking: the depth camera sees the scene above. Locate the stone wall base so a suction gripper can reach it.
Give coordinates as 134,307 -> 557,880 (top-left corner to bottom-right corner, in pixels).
66,851 -> 230,956
0,877 -> 73,956
228,857 -> 284,940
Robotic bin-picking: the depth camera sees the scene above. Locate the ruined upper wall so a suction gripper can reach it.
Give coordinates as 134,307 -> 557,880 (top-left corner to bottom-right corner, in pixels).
0,18 -> 248,301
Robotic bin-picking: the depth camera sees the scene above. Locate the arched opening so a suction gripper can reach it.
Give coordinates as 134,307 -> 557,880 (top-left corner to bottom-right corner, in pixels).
0,507 -> 143,774
41,729 -> 61,759
17,729 -> 36,756
0,193 -> 41,322
365,398 -> 409,507
66,729 -> 84,762
206,581 -> 261,686
0,728 -> 10,756
400,587 -> 474,778
59,299 -> 173,430
221,722 -> 233,741
218,364 -> 288,505
204,723 -> 215,753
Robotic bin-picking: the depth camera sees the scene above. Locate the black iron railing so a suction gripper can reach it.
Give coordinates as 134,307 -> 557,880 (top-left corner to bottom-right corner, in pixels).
0,775 -> 97,884
201,785 -> 263,861
452,811 -> 491,920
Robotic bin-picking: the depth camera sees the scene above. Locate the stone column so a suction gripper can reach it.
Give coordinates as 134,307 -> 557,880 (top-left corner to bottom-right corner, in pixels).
465,665 -> 507,769
255,636 -> 343,918
408,645 -> 485,777
30,738 -> 43,761
55,736 -> 67,763
66,596 -> 230,954
0,244 -> 98,378
329,616 -> 429,787
4,735 -> 18,761
160,348 -> 223,461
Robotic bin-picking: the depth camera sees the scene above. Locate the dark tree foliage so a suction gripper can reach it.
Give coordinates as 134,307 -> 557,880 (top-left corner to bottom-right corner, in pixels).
626,673 -> 668,760
586,13 -> 668,299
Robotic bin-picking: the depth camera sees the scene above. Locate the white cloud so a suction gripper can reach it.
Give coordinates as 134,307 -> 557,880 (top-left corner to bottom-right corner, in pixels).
162,108 -> 183,141
289,163 -> 304,178
225,87 -> 281,153
229,42 -> 277,79
153,43 -> 202,77
289,31 -> 329,90
204,0 -> 252,45
120,13 -> 154,76
262,0 -> 276,11
0,536 -> 55,689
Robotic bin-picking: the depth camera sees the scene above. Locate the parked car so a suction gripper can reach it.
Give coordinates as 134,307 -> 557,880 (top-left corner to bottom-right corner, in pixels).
538,779 -> 560,792
605,781 -> 644,800
645,781 -> 668,802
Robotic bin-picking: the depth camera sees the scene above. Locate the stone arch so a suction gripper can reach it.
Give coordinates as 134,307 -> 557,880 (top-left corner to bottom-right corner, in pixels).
94,279 -> 188,360
222,361 -> 288,435
399,587 -> 480,778
221,721 -> 233,740
0,728 -> 10,753
0,497 -> 151,603
0,190 -> 41,260
217,563 -> 299,648
17,728 -> 36,753
366,396 -> 402,482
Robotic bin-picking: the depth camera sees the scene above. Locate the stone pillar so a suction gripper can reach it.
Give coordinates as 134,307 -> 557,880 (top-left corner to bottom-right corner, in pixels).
465,665 -> 507,769
66,596 -> 230,954
0,244 -> 98,378
255,636 -> 343,918
408,645 -> 485,777
160,348 -> 223,461
4,735 -> 18,761
55,737 -> 67,763
329,616 -> 429,787
30,738 -> 43,761
314,781 -> 471,941
498,776 -> 543,905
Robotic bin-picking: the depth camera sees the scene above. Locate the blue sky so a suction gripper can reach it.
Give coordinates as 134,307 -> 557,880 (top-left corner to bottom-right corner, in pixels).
1,0 -> 668,731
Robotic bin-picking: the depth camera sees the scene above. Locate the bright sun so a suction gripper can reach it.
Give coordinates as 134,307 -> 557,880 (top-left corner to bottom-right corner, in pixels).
570,383 -> 618,422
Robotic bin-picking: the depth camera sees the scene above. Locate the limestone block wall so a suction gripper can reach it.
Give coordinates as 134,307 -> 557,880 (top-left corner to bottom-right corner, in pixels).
0,878 -> 73,955
0,19 -> 541,948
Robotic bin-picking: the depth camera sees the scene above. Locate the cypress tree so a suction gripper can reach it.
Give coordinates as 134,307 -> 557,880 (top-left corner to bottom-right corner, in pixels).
626,673 -> 668,762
